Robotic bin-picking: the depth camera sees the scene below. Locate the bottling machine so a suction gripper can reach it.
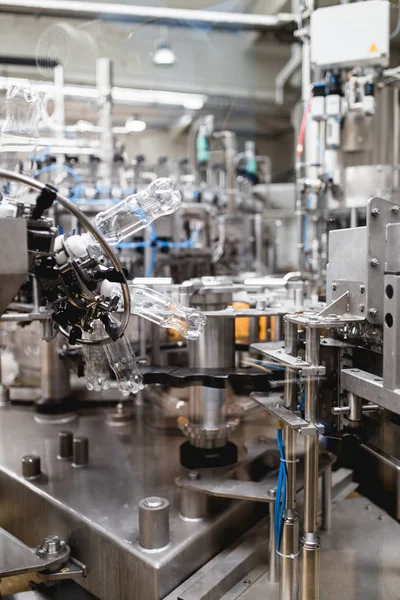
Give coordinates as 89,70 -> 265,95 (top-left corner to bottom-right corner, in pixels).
0,1 -> 399,600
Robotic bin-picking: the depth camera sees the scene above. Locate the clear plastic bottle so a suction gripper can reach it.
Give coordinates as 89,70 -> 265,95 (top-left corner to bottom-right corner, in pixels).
129,284 -> 206,340
0,83 -> 42,199
100,281 -> 207,341
103,334 -> 144,396
83,323 -> 111,392
93,178 -> 181,244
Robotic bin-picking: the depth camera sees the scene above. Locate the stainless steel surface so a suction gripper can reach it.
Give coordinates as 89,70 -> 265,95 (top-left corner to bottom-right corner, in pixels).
0,218 -> 28,317
0,407 -> 264,600
176,520 -> 269,600
344,165 -> 394,208
41,337 -> 71,403
139,497 -> 170,551
0,528 -> 69,578
0,0 -> 297,31
326,226 -> 367,305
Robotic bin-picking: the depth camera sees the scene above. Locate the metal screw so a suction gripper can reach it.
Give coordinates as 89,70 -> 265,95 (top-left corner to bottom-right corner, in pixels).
370,258 -> 380,268
365,504 -> 371,510
392,205 -> 400,214
369,308 -> 378,317
268,488 -> 277,499
244,580 -> 251,585
371,207 -> 380,217
359,285 -> 365,294
188,470 -> 200,481
359,304 -> 365,312
378,515 -> 385,521
331,283 -> 337,291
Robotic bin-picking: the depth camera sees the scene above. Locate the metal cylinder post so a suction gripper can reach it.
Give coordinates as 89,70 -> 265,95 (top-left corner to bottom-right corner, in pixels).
300,326 -> 320,600
40,336 -> 71,405
322,465 -> 332,533
268,488 -> 279,583
58,430 -> 73,460
187,294 -> 235,449
280,320 -> 299,600
139,497 -> 170,550
72,437 -> 89,468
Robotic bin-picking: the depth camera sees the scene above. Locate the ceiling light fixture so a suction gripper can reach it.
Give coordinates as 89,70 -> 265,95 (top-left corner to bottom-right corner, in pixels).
152,26 -> 176,66
125,116 -> 146,132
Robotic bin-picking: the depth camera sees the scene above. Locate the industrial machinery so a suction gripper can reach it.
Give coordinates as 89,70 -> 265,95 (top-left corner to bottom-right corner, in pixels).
0,1 -> 399,600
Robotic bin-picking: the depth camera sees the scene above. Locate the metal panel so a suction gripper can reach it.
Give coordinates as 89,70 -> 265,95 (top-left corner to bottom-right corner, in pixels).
366,197 -> 400,323
344,165 -> 393,208
0,218 -> 28,316
0,408 -> 264,600
327,227 -> 367,306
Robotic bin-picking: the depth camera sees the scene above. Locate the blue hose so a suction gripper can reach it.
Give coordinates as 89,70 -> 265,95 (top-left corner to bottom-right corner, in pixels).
275,427 -> 287,555
35,164 -> 84,201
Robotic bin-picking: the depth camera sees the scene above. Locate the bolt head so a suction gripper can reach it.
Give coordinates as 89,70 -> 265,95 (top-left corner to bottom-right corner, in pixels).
331,283 -> 337,291
143,497 -> 164,508
371,207 -> 380,216
188,470 -> 200,481
369,308 -> 378,317
370,258 -> 380,267
392,205 -> 400,214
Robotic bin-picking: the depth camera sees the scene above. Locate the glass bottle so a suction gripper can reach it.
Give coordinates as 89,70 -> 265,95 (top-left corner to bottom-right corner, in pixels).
103,334 -> 144,396
0,83 -> 41,199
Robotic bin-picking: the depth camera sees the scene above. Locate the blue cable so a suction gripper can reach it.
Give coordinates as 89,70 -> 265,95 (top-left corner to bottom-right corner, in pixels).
298,392 -> 306,411
35,164 -> 84,201
275,427 -> 287,555
146,245 -> 157,277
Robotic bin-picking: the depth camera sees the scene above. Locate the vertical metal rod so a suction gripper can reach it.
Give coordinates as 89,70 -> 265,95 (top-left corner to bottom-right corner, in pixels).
300,326 -> 320,600
268,488 -> 279,583
321,465 -> 332,532
32,274 -> 40,312
280,320 -> 299,600
393,87 -> 399,195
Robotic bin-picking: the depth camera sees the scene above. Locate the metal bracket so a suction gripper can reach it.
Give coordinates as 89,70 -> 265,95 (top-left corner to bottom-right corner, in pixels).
0,530 -> 71,579
251,342 -> 326,376
176,450 -> 336,504
251,394 -> 324,435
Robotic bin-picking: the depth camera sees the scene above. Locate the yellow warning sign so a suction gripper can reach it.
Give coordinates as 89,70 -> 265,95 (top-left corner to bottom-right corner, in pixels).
369,43 -> 379,53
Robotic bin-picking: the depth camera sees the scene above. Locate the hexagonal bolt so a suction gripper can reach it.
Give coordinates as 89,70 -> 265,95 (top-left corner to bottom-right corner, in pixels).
370,207 -> 380,217
392,205 -> 400,215
370,258 -> 380,268
36,535 -> 66,558
331,283 -> 337,291
369,308 -> 378,318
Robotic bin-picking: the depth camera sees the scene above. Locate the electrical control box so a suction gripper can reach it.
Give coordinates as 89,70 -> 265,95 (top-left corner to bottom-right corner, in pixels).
310,0 -> 390,70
